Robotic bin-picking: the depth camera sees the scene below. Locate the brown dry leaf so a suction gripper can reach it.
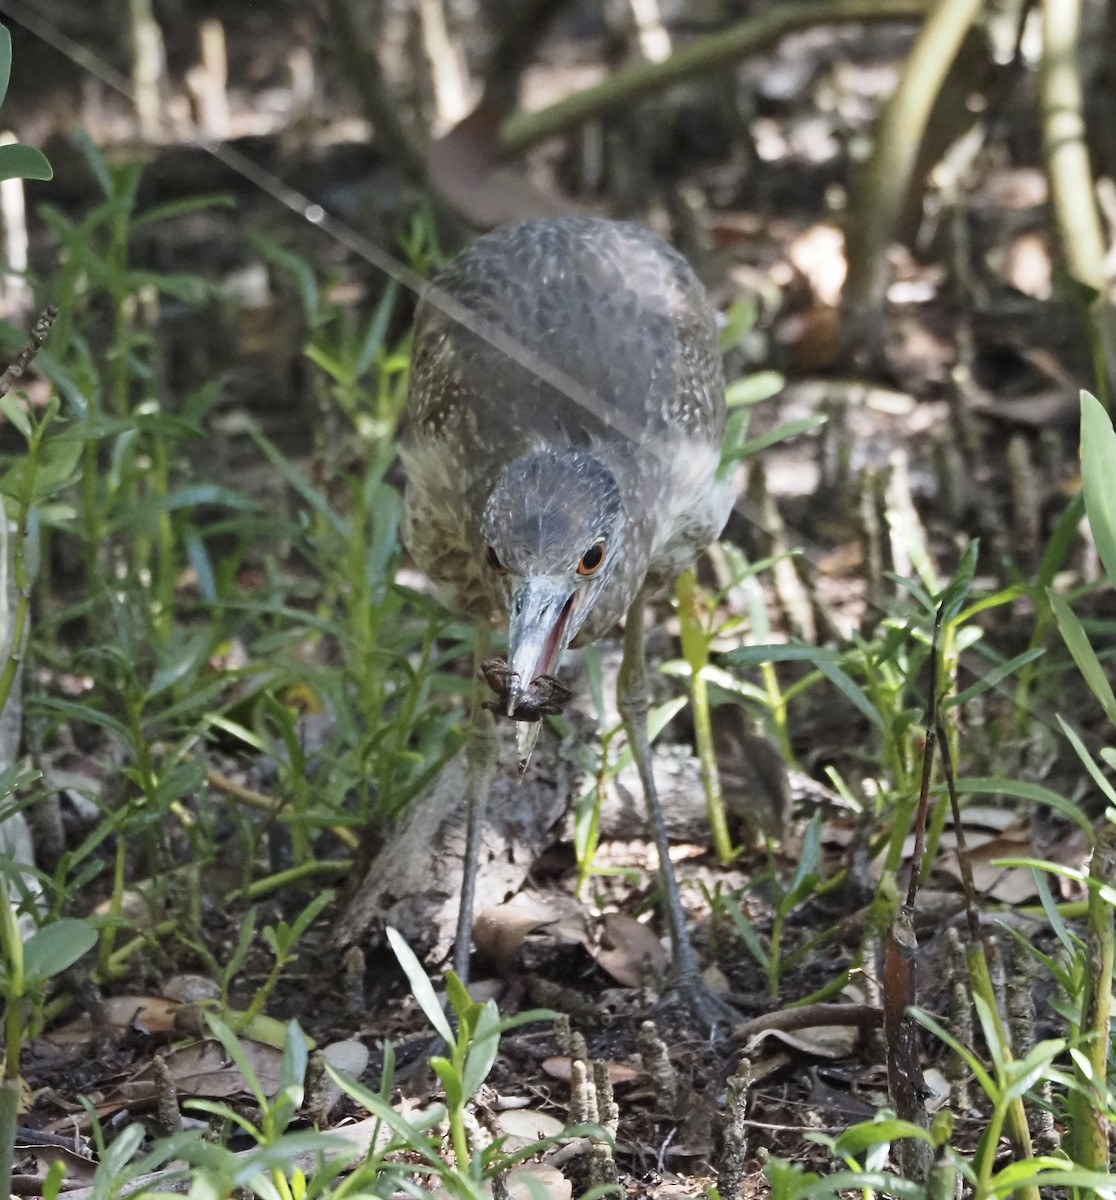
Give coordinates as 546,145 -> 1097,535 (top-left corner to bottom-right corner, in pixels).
592,913 -> 667,988
11,1139 -> 97,1194
937,835 -> 1040,903
45,995 -> 181,1048
541,1057 -> 639,1086
496,1108 -> 565,1148
744,1022 -> 860,1059
949,805 -> 1026,832
128,1036 -> 284,1101
507,1164 -> 572,1200
320,1038 -> 369,1078
163,974 -> 221,1004
474,898 -> 560,973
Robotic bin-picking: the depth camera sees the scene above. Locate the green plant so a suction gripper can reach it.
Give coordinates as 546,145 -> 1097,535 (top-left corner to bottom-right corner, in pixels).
709,809 -> 837,998
386,926 -> 563,1182
0,27 -> 52,185
0,889 -> 96,1076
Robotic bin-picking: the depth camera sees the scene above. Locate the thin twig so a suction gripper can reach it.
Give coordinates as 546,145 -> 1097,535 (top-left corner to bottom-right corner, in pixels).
0,304 -> 58,400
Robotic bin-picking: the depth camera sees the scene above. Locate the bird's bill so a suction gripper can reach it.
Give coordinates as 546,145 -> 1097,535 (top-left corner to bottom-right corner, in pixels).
505,576 -> 576,717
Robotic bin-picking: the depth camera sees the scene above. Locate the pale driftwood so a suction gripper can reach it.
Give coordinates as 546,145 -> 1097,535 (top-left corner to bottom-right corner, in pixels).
331,719 -> 572,963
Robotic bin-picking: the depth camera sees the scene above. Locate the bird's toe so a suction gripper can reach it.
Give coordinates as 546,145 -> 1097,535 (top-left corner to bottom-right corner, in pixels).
657,971 -> 743,1039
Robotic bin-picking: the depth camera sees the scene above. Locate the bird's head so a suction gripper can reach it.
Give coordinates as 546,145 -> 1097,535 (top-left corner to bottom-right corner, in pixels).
480,448 -> 624,716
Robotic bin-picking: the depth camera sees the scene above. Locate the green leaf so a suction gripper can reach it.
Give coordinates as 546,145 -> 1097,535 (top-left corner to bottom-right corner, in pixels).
783,811 -> 823,908
718,296 -> 757,352
429,1056 -> 463,1110
132,193 -> 234,227
203,1012 -> 269,1109
832,1118 -> 936,1157
21,918 -> 97,983
325,1062 -> 446,1163
910,1006 -> 996,1098
277,1020 -> 309,1110
814,657 -> 884,731
724,643 -> 883,731
0,142 -> 52,182
1003,1038 -> 1066,1102
725,902 -> 769,969
71,130 -> 114,199
724,370 -> 784,407
250,231 -> 319,323
1048,588 -> 1116,725
1080,390 -> 1116,591
31,695 -> 131,741
31,437 -> 84,501
954,774 -> 1093,836
246,426 -> 348,539
947,647 -> 1044,708
461,1000 -> 501,1099
385,926 -> 453,1045
355,280 -> 400,377
1036,489 -> 1085,596
0,26 -> 11,113
0,392 -> 30,439
1056,714 -> 1116,807
987,1163 -> 1116,1197
443,970 -> 473,1027
808,1172 -> 927,1199
734,414 -> 827,461
937,539 -> 979,626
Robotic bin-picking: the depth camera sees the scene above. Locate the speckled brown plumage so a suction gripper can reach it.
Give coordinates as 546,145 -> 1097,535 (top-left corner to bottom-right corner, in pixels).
402,216 -> 730,637
401,217 -> 735,1023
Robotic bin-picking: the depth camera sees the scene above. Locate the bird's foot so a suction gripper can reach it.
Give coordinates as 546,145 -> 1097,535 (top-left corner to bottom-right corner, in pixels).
656,970 -> 743,1040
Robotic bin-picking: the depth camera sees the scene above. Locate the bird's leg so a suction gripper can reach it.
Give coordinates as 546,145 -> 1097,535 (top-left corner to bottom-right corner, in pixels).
617,593 -> 739,1036
454,627 -> 498,984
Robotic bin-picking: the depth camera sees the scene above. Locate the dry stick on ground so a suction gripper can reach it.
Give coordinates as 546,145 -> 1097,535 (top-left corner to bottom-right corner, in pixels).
840,0 -> 984,362
881,587 -> 950,1185
1039,0 -> 1116,405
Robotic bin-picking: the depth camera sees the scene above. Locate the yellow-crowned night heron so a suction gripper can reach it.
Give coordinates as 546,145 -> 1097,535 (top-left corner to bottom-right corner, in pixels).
402,217 -> 733,1023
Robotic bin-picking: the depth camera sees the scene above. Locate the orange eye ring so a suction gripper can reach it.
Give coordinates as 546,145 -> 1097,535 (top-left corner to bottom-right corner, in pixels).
577,539 -> 606,577
486,545 -> 507,575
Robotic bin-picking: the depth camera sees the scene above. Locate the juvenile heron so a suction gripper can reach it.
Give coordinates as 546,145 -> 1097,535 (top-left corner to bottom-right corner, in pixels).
401,217 -> 733,1022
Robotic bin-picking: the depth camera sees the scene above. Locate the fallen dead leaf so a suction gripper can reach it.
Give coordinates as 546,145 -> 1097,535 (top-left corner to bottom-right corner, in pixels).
474,898 -> 561,973
496,1107 -> 565,1148
507,1164 -> 572,1200
45,995 -> 181,1048
11,1137 -> 97,1194
937,836 -> 1040,904
541,1057 -> 639,1086
744,1022 -> 860,1059
592,913 -> 667,988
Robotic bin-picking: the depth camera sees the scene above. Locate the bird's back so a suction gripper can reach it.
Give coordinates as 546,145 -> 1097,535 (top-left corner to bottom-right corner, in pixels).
403,217 -> 729,618
407,218 -> 724,455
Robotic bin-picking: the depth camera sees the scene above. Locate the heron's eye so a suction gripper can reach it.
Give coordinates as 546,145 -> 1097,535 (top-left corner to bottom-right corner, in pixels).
486,545 -> 507,575
577,539 -> 606,577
